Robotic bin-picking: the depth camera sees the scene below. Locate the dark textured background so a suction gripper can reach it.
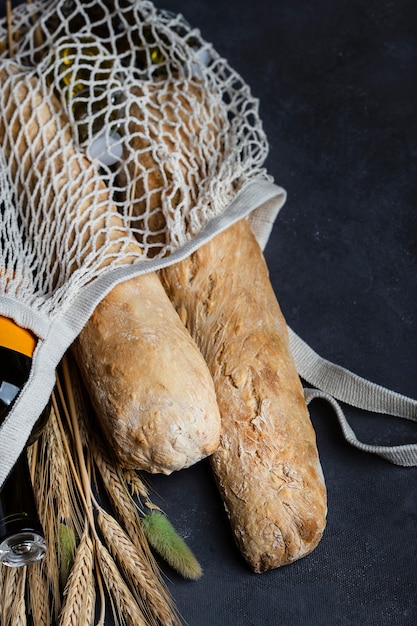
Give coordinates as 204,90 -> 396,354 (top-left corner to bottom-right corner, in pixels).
2,1 -> 417,624
150,2 -> 417,624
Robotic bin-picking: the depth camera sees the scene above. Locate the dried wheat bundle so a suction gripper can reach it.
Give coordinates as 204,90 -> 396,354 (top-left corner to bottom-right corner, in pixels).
2,351 -> 201,625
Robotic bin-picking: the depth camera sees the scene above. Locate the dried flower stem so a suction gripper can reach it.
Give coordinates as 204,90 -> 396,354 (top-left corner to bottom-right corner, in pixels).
6,0 -> 13,56
142,511 -> 203,581
51,387 -> 94,533
128,160 -> 140,219
25,0 -> 44,50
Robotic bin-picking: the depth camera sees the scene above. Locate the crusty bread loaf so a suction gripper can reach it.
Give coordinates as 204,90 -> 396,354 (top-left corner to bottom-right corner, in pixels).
73,273 -> 221,473
159,218 -> 327,571
0,65 -> 221,474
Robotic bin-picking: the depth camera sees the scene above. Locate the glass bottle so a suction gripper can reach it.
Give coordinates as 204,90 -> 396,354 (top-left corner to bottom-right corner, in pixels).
0,316 -> 49,567
46,35 -> 125,168
42,1 -> 195,78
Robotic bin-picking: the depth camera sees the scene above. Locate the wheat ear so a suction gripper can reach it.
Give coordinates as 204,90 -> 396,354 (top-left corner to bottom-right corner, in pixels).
97,506 -> 182,626
122,467 -> 151,500
90,435 -> 182,623
1,565 -> 26,626
27,560 -> 52,626
95,541 -> 150,626
28,398 -> 84,620
13,566 -> 27,626
60,354 -> 181,625
57,527 -> 95,626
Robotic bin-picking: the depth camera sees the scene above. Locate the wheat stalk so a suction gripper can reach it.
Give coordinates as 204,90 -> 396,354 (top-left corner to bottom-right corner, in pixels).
88,425 -> 182,625
44,402 -> 78,524
90,437 -> 170,575
1,566 -> 17,624
58,527 -> 95,626
60,354 -> 185,625
90,435 -> 146,541
95,540 -> 150,626
27,560 -> 52,626
96,507 -> 182,626
122,467 -> 151,500
6,0 -> 14,56
1,566 -> 27,626
13,567 -> 27,626
28,399 -> 84,621
96,508 -> 158,623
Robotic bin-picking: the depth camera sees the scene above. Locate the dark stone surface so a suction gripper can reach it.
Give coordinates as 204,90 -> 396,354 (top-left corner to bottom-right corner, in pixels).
2,1 -> 417,624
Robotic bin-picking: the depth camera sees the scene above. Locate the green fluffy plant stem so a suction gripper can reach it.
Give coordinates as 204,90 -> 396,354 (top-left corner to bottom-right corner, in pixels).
141,511 -> 203,580
57,523 -> 77,589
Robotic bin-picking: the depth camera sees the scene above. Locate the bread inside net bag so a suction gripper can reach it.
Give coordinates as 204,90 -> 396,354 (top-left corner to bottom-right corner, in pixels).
0,0 -> 285,488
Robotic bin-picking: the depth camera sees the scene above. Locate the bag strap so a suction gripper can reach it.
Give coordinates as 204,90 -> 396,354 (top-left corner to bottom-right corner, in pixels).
288,327 -> 417,466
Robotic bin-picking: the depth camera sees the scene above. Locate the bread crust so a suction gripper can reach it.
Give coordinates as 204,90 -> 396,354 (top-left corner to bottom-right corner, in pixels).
160,218 -> 327,570
73,273 -> 221,473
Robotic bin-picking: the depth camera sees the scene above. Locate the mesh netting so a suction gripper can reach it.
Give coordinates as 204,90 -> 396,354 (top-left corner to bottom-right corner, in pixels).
0,0 -> 286,487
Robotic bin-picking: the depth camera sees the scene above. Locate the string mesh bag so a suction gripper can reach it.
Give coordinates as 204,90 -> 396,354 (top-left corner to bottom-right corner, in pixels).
0,0 -> 286,488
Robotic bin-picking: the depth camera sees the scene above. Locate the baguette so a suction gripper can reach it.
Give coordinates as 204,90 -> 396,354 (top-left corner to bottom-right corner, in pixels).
159,218 -> 327,571
0,65 -> 221,473
72,274 -> 221,473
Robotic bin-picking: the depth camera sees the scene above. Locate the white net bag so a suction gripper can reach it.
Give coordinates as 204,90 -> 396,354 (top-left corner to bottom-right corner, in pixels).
0,0 -> 286,487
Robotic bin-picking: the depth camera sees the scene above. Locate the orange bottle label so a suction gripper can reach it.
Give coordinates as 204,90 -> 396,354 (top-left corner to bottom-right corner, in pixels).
0,316 -> 37,358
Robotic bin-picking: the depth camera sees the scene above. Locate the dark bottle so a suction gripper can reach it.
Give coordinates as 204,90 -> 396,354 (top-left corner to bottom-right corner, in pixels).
46,35 -> 125,169
42,0 -> 155,71
42,1 -> 203,78
0,316 -> 49,567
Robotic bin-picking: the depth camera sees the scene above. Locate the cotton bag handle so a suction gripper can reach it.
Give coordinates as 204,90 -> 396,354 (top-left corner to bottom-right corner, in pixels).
289,328 -> 417,466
